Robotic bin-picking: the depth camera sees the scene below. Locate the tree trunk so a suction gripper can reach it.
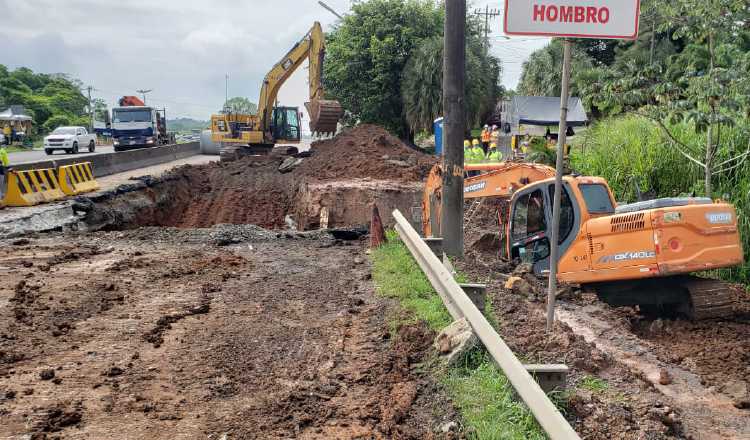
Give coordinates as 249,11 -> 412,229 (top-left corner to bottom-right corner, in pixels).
705,123 -> 713,199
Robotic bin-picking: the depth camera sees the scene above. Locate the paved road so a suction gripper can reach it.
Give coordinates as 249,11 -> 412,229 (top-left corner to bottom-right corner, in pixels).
8,145 -> 116,165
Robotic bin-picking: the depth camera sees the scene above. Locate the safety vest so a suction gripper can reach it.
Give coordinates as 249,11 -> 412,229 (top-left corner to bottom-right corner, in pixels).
470,147 -> 484,163
486,149 -> 502,163
0,148 -> 9,167
490,130 -> 500,143
464,148 -> 475,164
481,130 -> 491,143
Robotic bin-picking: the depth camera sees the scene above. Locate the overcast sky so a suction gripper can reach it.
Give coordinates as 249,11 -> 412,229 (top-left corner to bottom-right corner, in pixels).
1,0 -> 549,125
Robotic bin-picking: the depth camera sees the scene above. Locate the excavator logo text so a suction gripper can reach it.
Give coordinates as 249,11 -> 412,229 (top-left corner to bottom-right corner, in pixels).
465,181 -> 487,193
598,250 -> 656,264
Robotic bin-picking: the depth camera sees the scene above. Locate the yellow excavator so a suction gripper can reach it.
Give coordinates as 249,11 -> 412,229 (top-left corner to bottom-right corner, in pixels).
211,22 -> 343,159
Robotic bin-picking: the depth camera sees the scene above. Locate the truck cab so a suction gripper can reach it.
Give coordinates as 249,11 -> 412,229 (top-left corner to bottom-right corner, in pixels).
111,106 -> 171,151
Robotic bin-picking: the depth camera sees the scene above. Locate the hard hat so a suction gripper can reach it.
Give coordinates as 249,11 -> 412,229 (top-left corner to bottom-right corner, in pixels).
490,143 -> 497,149
472,139 -> 480,146
483,124 -> 489,129
464,140 -> 471,148
492,125 -> 498,130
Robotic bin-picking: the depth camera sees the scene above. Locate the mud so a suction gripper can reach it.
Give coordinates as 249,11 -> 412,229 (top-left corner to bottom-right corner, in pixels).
0,230 -> 457,439
461,197 -> 750,439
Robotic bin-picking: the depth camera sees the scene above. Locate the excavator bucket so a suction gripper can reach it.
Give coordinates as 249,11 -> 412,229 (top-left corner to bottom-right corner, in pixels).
306,99 -> 343,135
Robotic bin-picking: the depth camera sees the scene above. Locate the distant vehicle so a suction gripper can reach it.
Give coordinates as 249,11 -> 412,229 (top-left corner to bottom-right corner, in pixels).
44,126 -> 97,155
111,96 -> 175,152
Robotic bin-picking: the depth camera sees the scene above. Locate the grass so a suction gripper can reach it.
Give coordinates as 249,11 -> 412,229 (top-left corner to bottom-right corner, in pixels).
577,375 -> 609,393
370,232 -> 548,439
370,230 -> 452,331
444,351 -> 548,440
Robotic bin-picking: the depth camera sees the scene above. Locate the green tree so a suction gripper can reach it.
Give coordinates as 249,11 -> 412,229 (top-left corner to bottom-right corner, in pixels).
324,0 -> 443,137
517,40 -> 592,98
401,17 -> 503,133
42,114 -> 72,133
222,97 -> 258,114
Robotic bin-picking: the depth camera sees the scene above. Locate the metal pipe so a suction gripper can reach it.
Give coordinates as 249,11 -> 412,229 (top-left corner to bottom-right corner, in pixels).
546,39 -> 572,333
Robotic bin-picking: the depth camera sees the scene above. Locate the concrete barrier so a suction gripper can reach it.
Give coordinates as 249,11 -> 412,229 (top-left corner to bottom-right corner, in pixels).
12,142 -> 200,178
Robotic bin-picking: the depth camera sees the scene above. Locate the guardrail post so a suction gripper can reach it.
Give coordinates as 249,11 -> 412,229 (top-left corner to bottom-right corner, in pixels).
525,364 -> 569,394
423,237 -> 443,257
459,283 -> 486,313
393,209 -> 581,440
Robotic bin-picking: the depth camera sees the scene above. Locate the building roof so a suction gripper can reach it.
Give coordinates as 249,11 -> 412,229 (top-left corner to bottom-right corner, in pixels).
0,105 -> 33,122
508,96 -> 588,127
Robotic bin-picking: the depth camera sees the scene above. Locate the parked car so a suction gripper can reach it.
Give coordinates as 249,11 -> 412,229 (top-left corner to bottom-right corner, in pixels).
44,126 -> 97,155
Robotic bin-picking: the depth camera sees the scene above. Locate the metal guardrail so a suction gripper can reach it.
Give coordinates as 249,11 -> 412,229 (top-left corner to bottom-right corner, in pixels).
392,209 -> 581,440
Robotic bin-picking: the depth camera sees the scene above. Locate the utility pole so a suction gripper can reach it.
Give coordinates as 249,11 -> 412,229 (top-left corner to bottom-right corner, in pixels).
441,0 -> 466,258
473,6 -> 500,47
86,86 -> 94,132
136,89 -> 152,104
225,74 -> 229,111
546,39 -> 572,333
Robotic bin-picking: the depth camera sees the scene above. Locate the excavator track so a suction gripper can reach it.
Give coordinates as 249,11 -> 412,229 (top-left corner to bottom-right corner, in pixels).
306,100 -> 343,135
591,275 -> 737,321
682,277 -> 736,321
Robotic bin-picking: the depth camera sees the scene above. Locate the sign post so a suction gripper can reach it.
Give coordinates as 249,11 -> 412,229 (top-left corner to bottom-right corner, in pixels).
504,0 -> 641,332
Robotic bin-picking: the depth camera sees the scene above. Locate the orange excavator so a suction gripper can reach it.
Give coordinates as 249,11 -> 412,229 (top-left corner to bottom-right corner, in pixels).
423,162 -> 744,320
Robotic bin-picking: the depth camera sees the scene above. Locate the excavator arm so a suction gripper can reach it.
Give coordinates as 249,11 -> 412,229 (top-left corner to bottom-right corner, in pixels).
257,22 -> 342,136
422,162 -> 556,237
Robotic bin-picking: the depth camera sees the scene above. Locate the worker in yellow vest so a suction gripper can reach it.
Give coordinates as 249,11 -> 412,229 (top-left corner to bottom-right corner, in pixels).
0,145 -> 9,198
470,140 -> 484,164
464,140 -> 475,164
2,124 -> 11,145
486,143 -> 502,163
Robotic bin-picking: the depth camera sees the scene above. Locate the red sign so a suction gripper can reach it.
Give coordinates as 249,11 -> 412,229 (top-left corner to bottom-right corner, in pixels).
504,0 -> 641,40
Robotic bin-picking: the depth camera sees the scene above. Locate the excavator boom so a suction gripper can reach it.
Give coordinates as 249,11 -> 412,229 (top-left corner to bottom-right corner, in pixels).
257,22 -> 342,136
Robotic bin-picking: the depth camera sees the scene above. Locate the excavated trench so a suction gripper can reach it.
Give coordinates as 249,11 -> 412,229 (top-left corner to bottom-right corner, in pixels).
77,126 -> 434,233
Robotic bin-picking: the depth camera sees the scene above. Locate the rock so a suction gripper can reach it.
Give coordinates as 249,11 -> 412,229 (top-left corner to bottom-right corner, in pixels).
505,277 -> 534,297
12,238 -> 30,246
386,159 -> 410,168
104,366 -> 124,377
513,263 -> 534,275
439,421 -> 458,433
433,318 -> 478,367
39,369 -> 55,381
658,370 -> 673,385
278,157 -> 303,173
284,215 -> 298,231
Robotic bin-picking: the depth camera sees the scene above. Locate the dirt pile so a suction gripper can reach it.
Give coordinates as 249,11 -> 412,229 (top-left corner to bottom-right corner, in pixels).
88,124 -> 434,231
296,124 -> 436,182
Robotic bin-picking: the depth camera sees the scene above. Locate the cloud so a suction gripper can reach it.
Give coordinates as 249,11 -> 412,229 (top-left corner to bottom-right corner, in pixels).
2,0 -> 543,123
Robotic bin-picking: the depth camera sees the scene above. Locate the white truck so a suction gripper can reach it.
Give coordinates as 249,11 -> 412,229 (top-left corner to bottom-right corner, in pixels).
44,126 -> 97,155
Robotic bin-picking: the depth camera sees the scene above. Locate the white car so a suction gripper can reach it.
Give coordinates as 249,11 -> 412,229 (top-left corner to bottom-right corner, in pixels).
44,126 -> 97,155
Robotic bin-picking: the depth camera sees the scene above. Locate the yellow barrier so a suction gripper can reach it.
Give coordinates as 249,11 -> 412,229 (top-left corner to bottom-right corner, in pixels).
58,162 -> 99,196
2,168 -> 66,207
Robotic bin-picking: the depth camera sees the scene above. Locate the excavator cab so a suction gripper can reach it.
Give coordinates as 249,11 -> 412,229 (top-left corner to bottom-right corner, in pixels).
507,179 -> 585,274
271,106 -> 301,143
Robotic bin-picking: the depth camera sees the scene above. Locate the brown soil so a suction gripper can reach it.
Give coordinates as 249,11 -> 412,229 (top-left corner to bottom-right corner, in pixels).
0,231 -> 457,439
107,124 -> 435,231
296,124 -> 436,183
